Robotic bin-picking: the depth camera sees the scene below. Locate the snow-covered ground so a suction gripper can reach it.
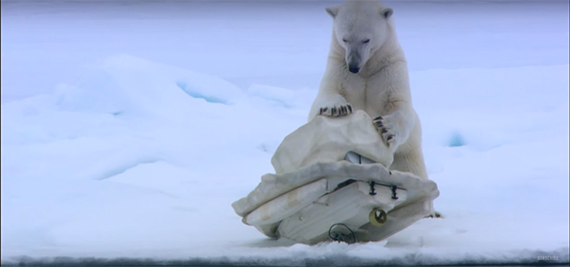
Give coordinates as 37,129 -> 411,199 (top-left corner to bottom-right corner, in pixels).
1,0 -> 568,265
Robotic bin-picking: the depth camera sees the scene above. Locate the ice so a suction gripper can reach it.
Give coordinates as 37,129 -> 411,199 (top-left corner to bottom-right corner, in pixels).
1,0 -> 568,265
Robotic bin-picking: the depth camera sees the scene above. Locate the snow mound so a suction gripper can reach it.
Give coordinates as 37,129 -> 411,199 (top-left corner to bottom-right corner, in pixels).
54,54 -> 245,116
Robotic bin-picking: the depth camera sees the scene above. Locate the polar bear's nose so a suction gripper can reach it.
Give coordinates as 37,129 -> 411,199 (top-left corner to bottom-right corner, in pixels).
348,65 -> 360,73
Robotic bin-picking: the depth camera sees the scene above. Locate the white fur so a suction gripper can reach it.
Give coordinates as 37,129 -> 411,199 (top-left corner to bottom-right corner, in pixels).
309,0 -> 428,181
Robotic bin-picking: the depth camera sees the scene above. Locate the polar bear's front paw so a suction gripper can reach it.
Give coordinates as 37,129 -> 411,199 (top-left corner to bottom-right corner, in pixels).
373,116 -> 396,146
319,104 -> 353,117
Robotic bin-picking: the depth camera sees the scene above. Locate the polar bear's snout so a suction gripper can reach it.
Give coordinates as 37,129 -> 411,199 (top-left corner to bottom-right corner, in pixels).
348,64 -> 360,74
348,60 -> 361,73
347,51 -> 362,73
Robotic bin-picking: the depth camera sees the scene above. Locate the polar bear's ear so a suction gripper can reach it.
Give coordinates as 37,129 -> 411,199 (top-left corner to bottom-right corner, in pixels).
382,8 -> 393,19
325,6 -> 339,18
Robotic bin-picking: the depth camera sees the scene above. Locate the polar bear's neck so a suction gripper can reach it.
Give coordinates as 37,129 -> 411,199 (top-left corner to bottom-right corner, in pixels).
366,34 -> 407,76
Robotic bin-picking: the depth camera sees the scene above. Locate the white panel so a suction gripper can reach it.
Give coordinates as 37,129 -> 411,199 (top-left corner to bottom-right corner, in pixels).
244,179 -> 328,226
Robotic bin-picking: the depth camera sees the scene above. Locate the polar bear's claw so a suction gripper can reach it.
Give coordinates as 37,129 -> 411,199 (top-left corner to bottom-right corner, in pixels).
319,104 -> 353,117
425,211 -> 444,219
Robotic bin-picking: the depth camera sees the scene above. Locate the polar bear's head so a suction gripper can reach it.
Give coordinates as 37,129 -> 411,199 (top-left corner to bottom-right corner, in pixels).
326,1 -> 394,74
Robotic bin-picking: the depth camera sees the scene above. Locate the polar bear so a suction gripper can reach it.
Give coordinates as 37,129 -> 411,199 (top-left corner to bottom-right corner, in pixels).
308,0 -> 429,182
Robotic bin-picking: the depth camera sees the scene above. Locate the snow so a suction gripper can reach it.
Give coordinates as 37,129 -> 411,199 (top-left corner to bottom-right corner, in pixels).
1,0 -> 568,265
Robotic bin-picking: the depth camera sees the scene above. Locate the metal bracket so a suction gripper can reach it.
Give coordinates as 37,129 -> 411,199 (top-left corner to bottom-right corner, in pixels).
368,181 -> 377,195
390,185 -> 398,199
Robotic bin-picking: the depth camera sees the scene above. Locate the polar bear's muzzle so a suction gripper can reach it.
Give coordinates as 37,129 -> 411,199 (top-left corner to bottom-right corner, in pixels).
347,52 -> 362,74
348,63 -> 360,74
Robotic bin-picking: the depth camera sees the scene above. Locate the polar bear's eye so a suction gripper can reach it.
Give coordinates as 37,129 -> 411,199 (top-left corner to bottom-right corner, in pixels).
342,39 -> 348,43
362,39 -> 370,44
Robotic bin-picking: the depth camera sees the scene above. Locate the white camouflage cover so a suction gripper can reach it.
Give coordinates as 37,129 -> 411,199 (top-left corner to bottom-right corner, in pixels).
231,111 -> 439,243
